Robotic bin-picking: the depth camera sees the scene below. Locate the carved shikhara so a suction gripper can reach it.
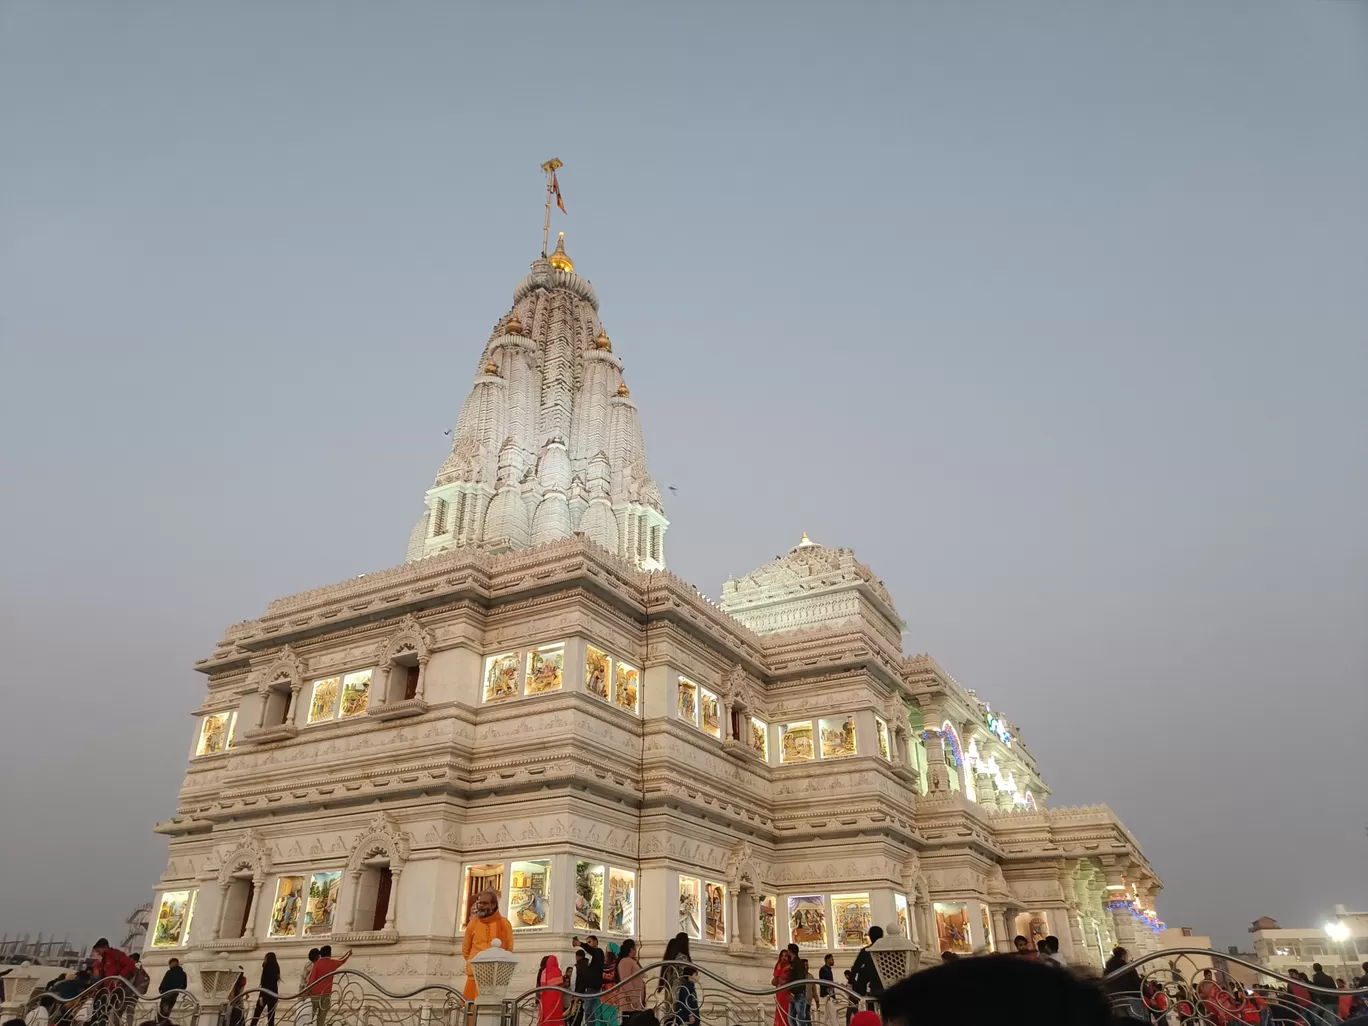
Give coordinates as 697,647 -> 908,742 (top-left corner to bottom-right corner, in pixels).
153,247 -> 1160,992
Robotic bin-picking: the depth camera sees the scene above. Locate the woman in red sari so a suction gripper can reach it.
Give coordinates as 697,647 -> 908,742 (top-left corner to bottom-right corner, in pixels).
773,950 -> 794,1026
538,955 -> 564,1026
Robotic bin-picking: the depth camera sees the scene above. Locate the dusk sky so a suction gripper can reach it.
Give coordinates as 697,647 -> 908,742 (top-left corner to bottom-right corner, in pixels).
1,2 -> 1364,951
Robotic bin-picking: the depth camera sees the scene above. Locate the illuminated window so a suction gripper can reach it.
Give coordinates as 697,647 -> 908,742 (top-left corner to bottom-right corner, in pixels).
483,652 -> 520,702
875,717 -> 891,761
306,671 -> 375,723
678,876 -> 702,939
196,712 -> 236,756
339,670 -> 371,717
525,644 -> 565,695
780,722 -> 814,763
699,688 -> 721,738
788,895 -> 828,950
308,678 -> 340,723
575,861 -> 605,931
606,868 -> 636,935
749,717 -> 769,759
704,881 -> 727,942
151,890 -> 197,947
585,646 -> 610,701
462,864 -> 505,926
820,716 -> 857,759
677,677 -> 698,723
510,860 -> 552,930
614,662 -> 640,714
832,894 -> 872,949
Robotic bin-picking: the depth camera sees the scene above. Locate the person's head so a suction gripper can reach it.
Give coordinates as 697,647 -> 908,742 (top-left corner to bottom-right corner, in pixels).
264,953 -> 279,971
307,948 -> 320,963
167,959 -> 179,969
882,955 -> 1110,1026
319,945 -> 332,958
131,954 -> 141,964
93,939 -> 110,953
575,949 -> 587,962
1111,946 -> 1128,963
843,969 -> 853,980
824,954 -> 835,966
474,889 -> 499,919
619,939 -> 636,959
1312,963 -> 1322,974
779,950 -> 793,967
868,925 -> 884,945
941,951 -> 959,963
1336,979 -> 1346,988
787,943 -> 800,958
585,935 -> 599,949
1203,970 -> 1213,980
1041,937 -> 1059,955
1014,936 -> 1030,953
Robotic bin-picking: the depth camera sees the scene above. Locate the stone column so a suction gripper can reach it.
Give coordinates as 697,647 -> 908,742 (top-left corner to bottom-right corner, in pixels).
374,666 -> 391,708
243,876 -> 262,937
385,868 -> 402,930
924,732 -> 947,793
211,882 -> 230,940
256,692 -> 269,728
285,684 -> 302,725
342,870 -> 363,932
739,891 -> 756,947
727,887 -> 740,945
415,655 -> 430,701
993,910 -> 1012,952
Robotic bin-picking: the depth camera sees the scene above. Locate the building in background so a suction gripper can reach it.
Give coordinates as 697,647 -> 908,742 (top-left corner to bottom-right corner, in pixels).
1249,908 -> 1368,980
145,233 -> 1163,991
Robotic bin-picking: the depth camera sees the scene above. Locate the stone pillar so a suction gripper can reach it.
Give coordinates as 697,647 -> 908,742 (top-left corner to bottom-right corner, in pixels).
285,684 -> 302,725
993,910 -> 1012,952
243,876 -> 262,937
256,691 -> 269,728
374,666 -> 391,708
415,655 -> 430,701
385,868 -> 402,930
211,882 -> 230,940
739,891 -> 756,947
924,732 -> 947,793
342,870 -> 362,932
1046,908 -> 1076,962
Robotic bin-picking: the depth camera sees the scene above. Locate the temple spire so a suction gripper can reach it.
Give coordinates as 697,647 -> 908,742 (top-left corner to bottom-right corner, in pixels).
540,158 -> 565,257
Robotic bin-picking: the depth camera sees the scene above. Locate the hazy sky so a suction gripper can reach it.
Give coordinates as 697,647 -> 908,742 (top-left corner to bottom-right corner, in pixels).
1,2 -> 1364,952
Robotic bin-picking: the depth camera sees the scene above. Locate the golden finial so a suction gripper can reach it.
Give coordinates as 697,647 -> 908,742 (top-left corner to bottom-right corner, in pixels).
483,359 -> 500,376
504,309 -> 523,335
548,231 -> 574,273
595,328 -> 612,352
798,531 -> 815,547
616,381 -> 630,397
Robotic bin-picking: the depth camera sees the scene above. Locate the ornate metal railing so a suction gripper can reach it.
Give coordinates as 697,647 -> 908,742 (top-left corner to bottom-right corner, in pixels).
509,960 -> 869,1026
22,977 -> 201,1026
231,972 -> 469,1026
1101,947 -> 1368,1024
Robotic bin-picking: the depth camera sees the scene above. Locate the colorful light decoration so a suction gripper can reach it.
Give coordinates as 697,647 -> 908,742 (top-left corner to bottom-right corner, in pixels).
983,705 -> 1013,746
939,721 -> 966,768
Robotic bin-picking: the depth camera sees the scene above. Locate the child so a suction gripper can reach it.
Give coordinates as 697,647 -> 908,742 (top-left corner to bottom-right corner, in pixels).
674,967 -> 700,1026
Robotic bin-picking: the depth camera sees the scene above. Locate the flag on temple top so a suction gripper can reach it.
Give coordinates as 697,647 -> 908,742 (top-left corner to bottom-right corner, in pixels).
551,172 -> 566,214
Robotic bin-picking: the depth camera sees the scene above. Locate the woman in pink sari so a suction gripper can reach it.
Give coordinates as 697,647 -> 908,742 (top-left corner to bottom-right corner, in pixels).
538,955 -> 564,1026
772,950 -> 794,1026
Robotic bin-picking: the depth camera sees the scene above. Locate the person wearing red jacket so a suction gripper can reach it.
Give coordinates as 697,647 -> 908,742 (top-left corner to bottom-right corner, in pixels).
91,938 -> 138,1026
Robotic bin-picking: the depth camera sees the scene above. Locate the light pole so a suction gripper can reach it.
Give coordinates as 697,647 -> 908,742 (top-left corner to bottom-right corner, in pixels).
1323,921 -> 1352,983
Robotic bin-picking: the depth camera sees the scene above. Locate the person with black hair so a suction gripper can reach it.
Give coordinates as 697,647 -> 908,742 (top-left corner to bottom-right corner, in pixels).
249,953 -> 281,1026
158,959 -> 187,1026
881,954 -> 1111,1026
659,933 -> 693,1026
672,967 -> 699,1026
849,926 -> 884,1000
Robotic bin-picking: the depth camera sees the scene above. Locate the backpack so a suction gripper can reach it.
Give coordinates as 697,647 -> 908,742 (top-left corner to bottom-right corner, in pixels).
132,965 -> 151,994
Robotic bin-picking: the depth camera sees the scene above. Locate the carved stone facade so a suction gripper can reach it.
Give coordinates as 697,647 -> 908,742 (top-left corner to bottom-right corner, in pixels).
146,245 -> 1161,993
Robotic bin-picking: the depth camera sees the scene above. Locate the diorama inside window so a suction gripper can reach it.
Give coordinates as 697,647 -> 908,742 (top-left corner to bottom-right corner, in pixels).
699,688 -> 721,738
525,644 -> 565,695
935,901 -> 972,954
979,903 -> 995,951
678,876 -> 702,938
151,890 -> 196,947
339,670 -> 372,718
788,894 -> 827,950
779,722 -> 814,763
606,867 -> 636,935
483,652 -> 520,702
819,716 -> 857,759
304,871 -> 341,936
197,712 -> 235,756
895,893 -> 910,939
614,662 -> 639,714
875,717 -> 891,760
268,876 -> 306,938
832,893 -> 872,948
510,860 -> 551,930
676,677 -> 698,723
574,861 -> 604,931
704,881 -> 727,941
749,717 -> 769,758
585,646 -> 610,701
462,863 -> 505,926
307,678 -> 340,723
758,894 -> 777,948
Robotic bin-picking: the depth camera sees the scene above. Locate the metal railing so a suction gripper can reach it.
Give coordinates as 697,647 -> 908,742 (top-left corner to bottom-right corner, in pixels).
22,976 -> 201,1026
1100,947 -> 1368,1024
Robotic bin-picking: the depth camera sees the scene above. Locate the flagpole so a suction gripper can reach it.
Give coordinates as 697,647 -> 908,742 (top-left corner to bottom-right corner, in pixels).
540,158 -> 563,256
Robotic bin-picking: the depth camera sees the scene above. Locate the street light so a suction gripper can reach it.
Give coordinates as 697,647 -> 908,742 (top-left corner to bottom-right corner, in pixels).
1323,921 -> 1352,981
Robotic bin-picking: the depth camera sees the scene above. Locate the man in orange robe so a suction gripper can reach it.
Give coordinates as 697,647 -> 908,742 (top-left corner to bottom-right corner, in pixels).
462,888 -> 514,1000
